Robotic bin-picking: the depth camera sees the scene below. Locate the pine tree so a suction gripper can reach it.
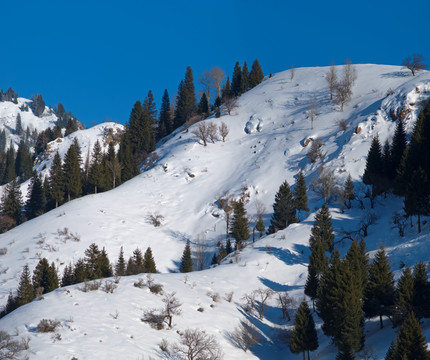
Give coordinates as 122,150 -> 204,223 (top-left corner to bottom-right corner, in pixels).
61,263 -> 74,287
3,146 -> 16,183
98,247 -> 113,278
118,132 -> 138,183
345,238 -> 368,295
32,258 -> 59,294
16,264 -> 34,307
394,266 -> 415,326
412,261 -> 430,319
25,172 -> 45,220
363,136 -> 384,196
293,170 -> 309,222
180,240 -> 193,273
84,243 -> 102,279
240,61 -> 249,94
115,246 -> 126,276
344,174 -> 355,209
364,245 -> 395,328
143,247 -> 157,273
15,140 -> 33,181
16,113 -> 23,136
231,62 -> 242,97
142,90 -> 157,153
289,301 -> 319,360
390,118 -> 407,179
230,200 -> 249,249
304,263 -> 320,311
73,258 -> 89,284
221,77 -> 232,100
255,214 -> 265,238
174,67 -> 196,129
126,248 -> 144,275
158,89 -> 172,139
267,181 -> 297,234
63,144 -> 82,202
1,179 -> 23,224
197,93 -> 209,116
390,312 -> 430,360
309,204 -> 334,253
48,151 -> 64,208
249,59 -> 264,89
88,140 -> 104,194
404,167 -> 430,233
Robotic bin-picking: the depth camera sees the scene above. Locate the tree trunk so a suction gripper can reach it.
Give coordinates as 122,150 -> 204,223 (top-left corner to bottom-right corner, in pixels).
379,314 -> 383,329
418,214 -> 421,233
307,350 -> 311,360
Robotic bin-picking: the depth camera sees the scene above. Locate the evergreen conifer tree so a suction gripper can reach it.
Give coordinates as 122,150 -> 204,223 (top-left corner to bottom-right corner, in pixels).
231,62 -> 242,97
255,214 -> 265,238
293,170 -> 309,222
363,136 -> 384,196
115,246 -> 126,276
230,200 -> 249,249
84,243 -> 102,279
344,174 -> 355,209
309,204 -> 334,253
16,264 -> 34,307
16,113 -> 23,136
404,167 -> 430,233
240,61 -> 249,94
15,140 -> 33,181
412,261 -> 430,319
180,240 -> 194,273
1,178 -> 23,224
391,118 -> 407,179
304,263 -> 320,311
390,312 -> 430,360
394,266 -> 415,326
249,59 -> 264,88
61,264 -> 74,287
221,77 -> 232,100
32,258 -> 59,294
73,258 -> 89,284
143,247 -> 157,273
289,301 -> 319,360
48,151 -> 64,208
25,172 -> 45,220
63,144 -> 82,202
3,146 -> 16,184
197,93 -> 209,116
364,245 -> 395,328
174,67 -> 196,129
345,238 -> 368,295
267,181 -> 297,234
88,139 -> 104,194
98,247 -> 113,278
126,248 -> 144,275
158,89 -> 172,139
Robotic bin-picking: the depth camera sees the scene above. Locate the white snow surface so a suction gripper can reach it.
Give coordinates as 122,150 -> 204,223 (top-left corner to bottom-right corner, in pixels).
1,65 -> 430,359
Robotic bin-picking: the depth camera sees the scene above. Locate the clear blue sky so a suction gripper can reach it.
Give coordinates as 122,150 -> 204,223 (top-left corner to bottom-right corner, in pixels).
1,0 -> 429,127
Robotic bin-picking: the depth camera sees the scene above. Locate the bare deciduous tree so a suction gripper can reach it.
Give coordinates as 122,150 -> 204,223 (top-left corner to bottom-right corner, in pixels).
243,288 -> 274,320
344,58 -> 357,88
207,122 -> 218,143
306,138 -> 324,163
199,67 -> 226,103
218,193 -> 234,240
210,67 -> 226,99
218,122 -> 229,142
162,292 -> 182,328
325,62 -> 337,100
193,233 -> 210,271
290,62 -> 295,81
402,54 -> 427,76
106,157 -> 122,189
0,330 -> 28,359
173,328 -> 223,360
191,122 -> 209,146
224,97 -> 238,115
230,320 -> 262,352
277,291 -> 296,321
334,59 -> 356,111
312,166 -> 336,203
306,96 -> 319,129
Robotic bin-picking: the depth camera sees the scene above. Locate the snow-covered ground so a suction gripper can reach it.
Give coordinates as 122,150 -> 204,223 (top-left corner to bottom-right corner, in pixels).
1,64 -> 430,359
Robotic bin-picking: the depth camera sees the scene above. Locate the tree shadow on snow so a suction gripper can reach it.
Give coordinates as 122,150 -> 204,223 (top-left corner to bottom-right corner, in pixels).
258,277 -> 302,293
380,71 -> 410,78
253,245 -> 306,266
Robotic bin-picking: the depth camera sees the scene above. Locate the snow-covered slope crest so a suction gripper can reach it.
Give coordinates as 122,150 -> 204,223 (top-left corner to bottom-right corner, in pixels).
1,64 -> 430,359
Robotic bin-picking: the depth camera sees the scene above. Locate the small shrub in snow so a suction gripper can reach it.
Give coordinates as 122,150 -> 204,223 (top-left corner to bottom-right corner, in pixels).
37,319 -> 61,333
141,309 -> 165,330
0,330 -> 28,358
306,139 -> 323,163
149,282 -> 163,295
207,291 -> 221,303
0,248 -> 7,256
81,280 -> 102,292
147,212 -> 164,227
336,118 -> 348,131
133,278 -> 145,288
225,291 -> 234,303
159,338 -> 169,352
197,307 -> 204,312
104,280 -> 117,293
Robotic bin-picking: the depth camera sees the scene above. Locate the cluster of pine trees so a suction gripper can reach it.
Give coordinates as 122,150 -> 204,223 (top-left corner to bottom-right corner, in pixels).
363,99 -> 430,232
0,243 -> 158,319
302,203 -> 430,358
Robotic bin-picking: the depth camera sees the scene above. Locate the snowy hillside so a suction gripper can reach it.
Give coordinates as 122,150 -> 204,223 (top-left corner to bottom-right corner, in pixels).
1,64 -> 430,359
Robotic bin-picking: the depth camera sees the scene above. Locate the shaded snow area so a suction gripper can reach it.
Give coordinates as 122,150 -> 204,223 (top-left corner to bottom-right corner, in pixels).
1,65 -> 430,359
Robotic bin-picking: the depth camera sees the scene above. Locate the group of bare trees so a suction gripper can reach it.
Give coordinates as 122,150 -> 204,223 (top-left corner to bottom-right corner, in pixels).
325,59 -> 357,111
191,121 -> 229,146
198,67 -> 226,104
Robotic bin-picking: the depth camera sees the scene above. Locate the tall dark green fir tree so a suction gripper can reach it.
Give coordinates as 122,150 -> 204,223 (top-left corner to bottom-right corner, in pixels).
174,66 -> 196,129
180,240 -> 193,273
1,178 -> 23,224
48,151 -> 64,208
32,258 -> 59,294
309,204 -> 334,253
394,265 -> 415,326
240,61 -> 249,94
363,136 -> 384,198
267,181 -> 297,234
115,246 -> 126,276
249,59 -> 264,89
289,301 -> 319,360
412,261 -> 430,319
16,264 -> 34,307
158,89 -> 172,139
25,172 -> 45,220
63,144 -> 82,202
231,62 -> 242,97
293,170 -> 309,222
143,247 -> 157,273
230,200 -> 249,249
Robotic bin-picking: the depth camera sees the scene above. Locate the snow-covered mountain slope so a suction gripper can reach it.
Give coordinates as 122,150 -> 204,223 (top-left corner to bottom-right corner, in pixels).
1,64 -> 430,359
0,97 -> 58,149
